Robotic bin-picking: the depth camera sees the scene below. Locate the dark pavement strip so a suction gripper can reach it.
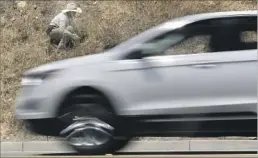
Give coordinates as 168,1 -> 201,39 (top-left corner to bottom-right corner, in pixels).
1,153 -> 257,158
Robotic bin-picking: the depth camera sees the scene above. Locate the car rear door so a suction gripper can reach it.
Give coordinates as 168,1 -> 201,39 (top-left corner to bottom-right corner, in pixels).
140,49 -> 257,117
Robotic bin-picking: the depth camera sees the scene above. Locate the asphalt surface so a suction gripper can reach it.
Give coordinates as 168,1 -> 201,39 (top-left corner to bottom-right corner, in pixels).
1,152 -> 257,158
1,140 -> 257,157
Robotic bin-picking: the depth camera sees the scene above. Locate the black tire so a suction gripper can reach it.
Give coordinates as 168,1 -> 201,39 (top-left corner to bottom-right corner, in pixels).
58,92 -> 130,155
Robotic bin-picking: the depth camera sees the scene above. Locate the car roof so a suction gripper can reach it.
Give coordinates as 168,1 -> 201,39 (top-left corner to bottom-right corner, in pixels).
160,10 -> 257,30
111,10 -> 257,58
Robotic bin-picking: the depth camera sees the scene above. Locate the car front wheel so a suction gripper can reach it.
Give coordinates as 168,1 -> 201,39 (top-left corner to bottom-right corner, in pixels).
57,91 -> 129,155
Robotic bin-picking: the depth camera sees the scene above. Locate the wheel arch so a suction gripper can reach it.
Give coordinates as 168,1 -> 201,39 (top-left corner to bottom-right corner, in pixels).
55,85 -> 119,117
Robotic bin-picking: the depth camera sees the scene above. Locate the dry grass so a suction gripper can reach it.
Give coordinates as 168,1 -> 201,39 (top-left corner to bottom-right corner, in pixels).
0,0 -> 256,140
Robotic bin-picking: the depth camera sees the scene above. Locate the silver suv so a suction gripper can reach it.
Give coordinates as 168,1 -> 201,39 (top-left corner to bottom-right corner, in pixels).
15,11 -> 257,154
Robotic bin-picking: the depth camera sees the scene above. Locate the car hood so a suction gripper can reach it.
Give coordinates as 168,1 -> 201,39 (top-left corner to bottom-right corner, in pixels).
23,53 -> 111,76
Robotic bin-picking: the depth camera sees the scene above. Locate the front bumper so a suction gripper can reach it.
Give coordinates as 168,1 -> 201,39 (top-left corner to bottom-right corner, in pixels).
15,85 -> 56,120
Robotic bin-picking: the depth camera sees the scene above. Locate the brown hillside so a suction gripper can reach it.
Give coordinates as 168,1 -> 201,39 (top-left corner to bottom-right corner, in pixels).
0,0 -> 256,140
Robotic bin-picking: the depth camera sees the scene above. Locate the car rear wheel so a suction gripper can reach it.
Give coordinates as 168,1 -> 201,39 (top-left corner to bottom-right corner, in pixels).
58,92 -> 129,155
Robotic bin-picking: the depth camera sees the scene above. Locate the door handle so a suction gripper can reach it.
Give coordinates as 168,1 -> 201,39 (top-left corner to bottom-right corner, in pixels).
191,64 -> 218,68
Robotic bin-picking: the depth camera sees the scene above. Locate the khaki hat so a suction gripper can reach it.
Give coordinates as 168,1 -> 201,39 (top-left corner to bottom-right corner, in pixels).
62,2 -> 82,14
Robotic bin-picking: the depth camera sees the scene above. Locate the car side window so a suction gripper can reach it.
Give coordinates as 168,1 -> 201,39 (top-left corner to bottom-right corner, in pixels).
142,16 -> 257,57
123,16 -> 257,60
165,35 -> 211,55
142,23 -> 213,56
208,17 -> 257,52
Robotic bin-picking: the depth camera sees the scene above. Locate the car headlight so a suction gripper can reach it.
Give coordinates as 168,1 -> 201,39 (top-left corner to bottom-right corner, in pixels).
21,77 -> 44,86
21,69 -> 60,86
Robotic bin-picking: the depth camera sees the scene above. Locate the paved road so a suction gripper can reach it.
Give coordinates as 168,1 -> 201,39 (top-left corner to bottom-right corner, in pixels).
1,140 -> 257,157
1,152 -> 257,158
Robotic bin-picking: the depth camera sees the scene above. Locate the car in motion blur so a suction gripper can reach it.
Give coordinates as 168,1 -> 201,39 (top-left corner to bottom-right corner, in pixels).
15,10 -> 257,154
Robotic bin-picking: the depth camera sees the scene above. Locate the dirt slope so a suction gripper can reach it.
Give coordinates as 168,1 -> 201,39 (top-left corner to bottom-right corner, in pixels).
0,0 -> 256,140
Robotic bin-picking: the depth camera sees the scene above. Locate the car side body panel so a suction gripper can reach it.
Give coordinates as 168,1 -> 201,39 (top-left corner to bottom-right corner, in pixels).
105,49 -> 257,116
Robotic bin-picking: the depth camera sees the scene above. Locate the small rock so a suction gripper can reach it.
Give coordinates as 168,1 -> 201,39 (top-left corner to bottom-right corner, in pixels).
1,16 -> 6,25
207,1 -> 216,5
33,5 -> 37,10
95,47 -> 103,52
11,18 -> 16,22
17,1 -> 27,8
